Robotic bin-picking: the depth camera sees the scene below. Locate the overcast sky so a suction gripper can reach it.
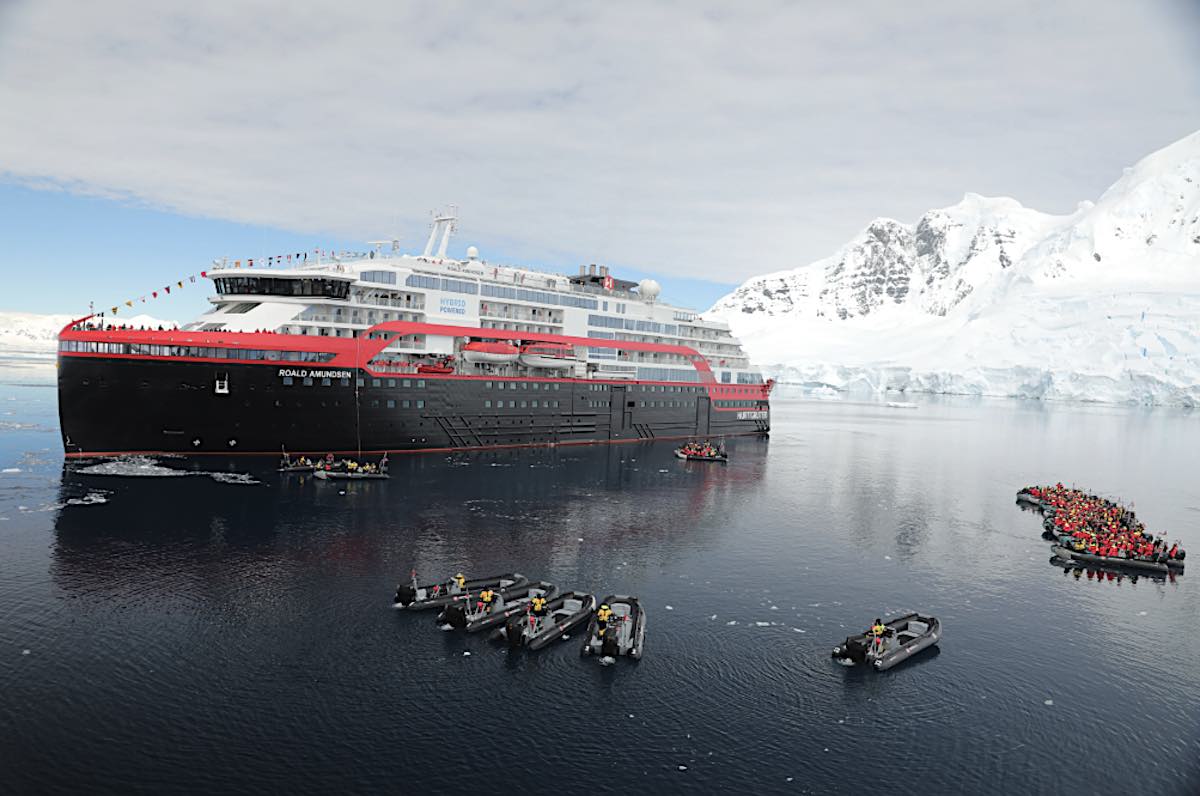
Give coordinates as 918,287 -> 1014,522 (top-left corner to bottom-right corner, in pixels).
1,0 -> 1198,305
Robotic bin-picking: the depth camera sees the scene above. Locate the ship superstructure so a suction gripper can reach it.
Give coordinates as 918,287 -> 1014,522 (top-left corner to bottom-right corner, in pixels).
57,213 -> 771,456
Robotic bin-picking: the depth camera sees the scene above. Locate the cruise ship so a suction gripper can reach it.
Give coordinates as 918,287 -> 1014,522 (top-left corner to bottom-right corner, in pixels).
57,213 -> 771,457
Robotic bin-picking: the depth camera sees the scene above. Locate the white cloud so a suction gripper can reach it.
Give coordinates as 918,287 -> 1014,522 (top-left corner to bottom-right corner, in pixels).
0,1 -> 1197,281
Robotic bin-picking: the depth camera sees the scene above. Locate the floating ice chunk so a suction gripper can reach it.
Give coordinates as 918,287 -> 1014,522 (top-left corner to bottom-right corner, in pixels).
1043,699 -> 1054,706
726,620 -> 737,625
770,605 -> 779,610
628,714 -> 634,718
665,605 -> 674,610
786,777 -> 794,782
793,628 -> 806,633
658,469 -> 669,473
1,467 -> 20,473
1138,611 -> 1147,616
577,538 -> 584,542
463,651 -> 471,656
678,766 -> 687,771
709,614 -> 717,620
22,649 -> 30,655
755,621 -> 771,627
884,555 -> 892,560
823,748 -> 829,753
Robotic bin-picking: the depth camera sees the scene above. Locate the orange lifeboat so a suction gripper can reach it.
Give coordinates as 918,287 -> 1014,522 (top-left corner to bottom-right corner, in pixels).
462,341 -> 519,364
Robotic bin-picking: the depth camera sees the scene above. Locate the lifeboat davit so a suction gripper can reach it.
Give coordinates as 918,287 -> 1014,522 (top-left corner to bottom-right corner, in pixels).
462,341 -> 519,364
519,341 -> 577,370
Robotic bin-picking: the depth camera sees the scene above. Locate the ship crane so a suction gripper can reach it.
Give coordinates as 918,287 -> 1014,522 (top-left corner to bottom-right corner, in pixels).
423,206 -> 458,259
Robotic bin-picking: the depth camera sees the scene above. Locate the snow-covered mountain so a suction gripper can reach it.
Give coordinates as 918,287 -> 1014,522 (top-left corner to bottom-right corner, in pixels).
709,130 -> 1200,406
0,311 -> 176,360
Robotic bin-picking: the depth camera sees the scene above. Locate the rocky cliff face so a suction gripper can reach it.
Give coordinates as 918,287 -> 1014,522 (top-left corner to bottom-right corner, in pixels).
712,193 -> 1066,321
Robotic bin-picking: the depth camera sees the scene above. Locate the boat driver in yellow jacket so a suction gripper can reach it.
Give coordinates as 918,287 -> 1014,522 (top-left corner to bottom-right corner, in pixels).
529,595 -> 548,631
869,618 -> 888,651
478,588 -> 495,613
596,604 -> 614,637
452,572 -> 466,593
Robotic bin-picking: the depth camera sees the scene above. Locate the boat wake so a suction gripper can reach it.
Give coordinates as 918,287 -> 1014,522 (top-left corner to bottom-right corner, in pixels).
75,456 -> 260,485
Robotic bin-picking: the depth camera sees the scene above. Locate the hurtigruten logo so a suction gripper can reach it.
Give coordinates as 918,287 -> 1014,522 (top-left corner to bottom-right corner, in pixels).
278,368 -> 353,379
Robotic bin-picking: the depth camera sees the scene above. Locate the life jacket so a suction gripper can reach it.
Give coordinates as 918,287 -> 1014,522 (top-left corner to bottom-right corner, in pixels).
597,607 -> 613,623
870,624 -> 886,637
531,597 -> 547,614
454,575 -> 466,589
480,589 -> 494,604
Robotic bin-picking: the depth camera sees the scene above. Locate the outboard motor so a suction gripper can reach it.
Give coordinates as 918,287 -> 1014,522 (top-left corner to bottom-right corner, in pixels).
600,632 -> 620,659
841,637 -> 868,664
394,584 -> 416,606
440,603 -> 468,629
504,615 -> 527,648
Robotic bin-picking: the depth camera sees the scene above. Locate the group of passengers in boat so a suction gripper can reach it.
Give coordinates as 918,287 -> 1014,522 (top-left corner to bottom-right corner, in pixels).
1023,483 -> 1184,564
680,440 -> 724,459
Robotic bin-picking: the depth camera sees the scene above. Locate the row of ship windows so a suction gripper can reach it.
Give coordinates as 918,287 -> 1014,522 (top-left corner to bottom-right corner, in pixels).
61,340 -> 335,362
403,276 -> 600,310
371,399 -> 426,409
484,381 -> 563,391
483,400 -> 563,409
715,400 -> 765,408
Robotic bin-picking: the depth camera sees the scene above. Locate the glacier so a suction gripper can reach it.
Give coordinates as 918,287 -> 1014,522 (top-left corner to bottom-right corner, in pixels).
709,130 -> 1200,407
0,311 -> 176,361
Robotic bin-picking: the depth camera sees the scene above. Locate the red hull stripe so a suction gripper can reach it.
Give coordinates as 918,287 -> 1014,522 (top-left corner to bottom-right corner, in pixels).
60,319 -> 772,398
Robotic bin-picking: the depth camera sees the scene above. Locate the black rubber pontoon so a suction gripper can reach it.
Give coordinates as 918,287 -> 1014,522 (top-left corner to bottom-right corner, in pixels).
314,469 -> 389,481
394,572 -> 528,610
832,613 -> 941,671
580,595 -> 646,660
436,581 -> 559,632
1050,545 -> 1175,575
674,449 -> 728,463
489,591 -> 596,651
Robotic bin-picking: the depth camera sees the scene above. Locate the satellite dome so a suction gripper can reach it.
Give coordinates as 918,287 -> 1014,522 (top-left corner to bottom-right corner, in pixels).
638,279 -> 661,301
466,245 -> 479,260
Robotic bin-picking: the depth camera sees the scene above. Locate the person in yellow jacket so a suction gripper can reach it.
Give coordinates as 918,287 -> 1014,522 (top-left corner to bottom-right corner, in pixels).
452,572 -> 466,592
869,618 -> 888,652
478,588 -> 495,614
529,595 -> 548,632
596,604 -> 614,637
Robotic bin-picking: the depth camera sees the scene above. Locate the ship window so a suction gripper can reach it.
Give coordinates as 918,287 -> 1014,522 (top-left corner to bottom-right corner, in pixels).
402,400 -> 411,408
532,383 -> 539,390
531,400 -> 538,408
274,399 -> 283,407
485,400 -> 492,408
485,381 -> 492,389
321,378 -> 331,386
303,377 -> 313,386
386,399 -> 396,408
417,380 -> 425,388
372,379 -> 381,387
357,378 -> 365,387
387,379 -> 396,388
402,379 -> 411,388
497,382 -> 504,390
283,377 -> 294,386
509,382 -> 517,390
508,400 -> 515,408
371,399 -> 379,407
518,400 -> 526,408
416,400 -> 424,408
553,384 -> 560,390
340,378 -> 349,386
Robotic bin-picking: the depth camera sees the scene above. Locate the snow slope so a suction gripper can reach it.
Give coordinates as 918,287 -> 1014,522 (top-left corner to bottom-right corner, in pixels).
0,311 -> 176,360
709,131 -> 1200,406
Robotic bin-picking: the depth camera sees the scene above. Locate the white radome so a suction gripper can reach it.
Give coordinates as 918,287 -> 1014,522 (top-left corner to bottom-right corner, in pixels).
466,246 -> 479,260
638,279 -> 661,301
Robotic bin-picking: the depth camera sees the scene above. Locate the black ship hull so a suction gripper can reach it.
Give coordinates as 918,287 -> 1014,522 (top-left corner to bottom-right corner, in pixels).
57,356 -> 770,457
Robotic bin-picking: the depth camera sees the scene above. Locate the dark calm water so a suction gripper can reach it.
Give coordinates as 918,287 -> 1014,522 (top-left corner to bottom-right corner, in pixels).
1,360 -> 1198,795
